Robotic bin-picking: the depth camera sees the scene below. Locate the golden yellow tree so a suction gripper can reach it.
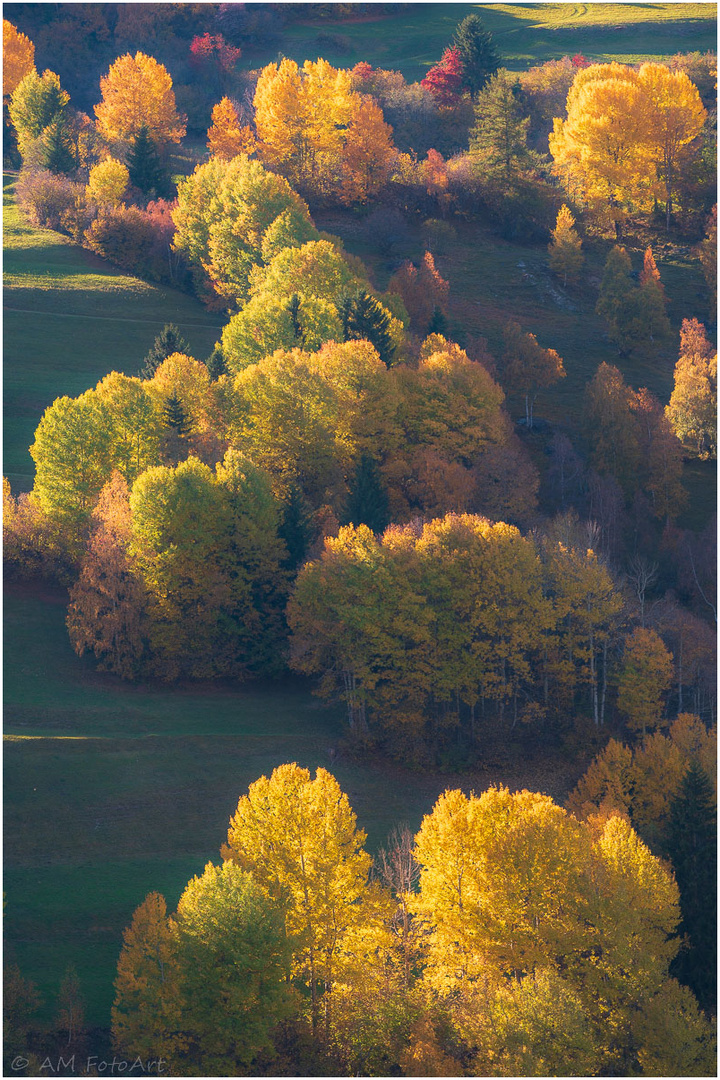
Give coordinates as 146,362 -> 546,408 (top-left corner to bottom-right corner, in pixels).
550,63 -> 651,234
86,158 -> 129,206
206,96 -> 255,159
548,203 -> 584,286
254,57 -> 395,203
3,19 -> 34,99
112,892 -> 183,1063
95,52 -> 186,145
617,627 -> 674,735
638,62 -> 706,230
221,763 -> 381,1034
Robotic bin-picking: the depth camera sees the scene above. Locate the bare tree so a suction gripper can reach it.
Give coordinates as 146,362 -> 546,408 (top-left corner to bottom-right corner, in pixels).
375,826 -> 421,988
626,554 -> 659,627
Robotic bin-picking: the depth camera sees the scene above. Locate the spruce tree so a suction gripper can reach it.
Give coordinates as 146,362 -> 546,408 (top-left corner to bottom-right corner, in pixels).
40,117 -> 76,175
426,305 -> 448,337
596,246 -> 634,351
205,346 -> 228,381
163,394 -> 191,437
343,454 -> 389,534
141,324 -> 190,378
288,294 -> 304,344
279,484 -> 313,570
127,125 -> 169,198
452,13 -> 500,97
343,292 -> 395,368
667,759 -> 717,1013
470,71 -> 533,181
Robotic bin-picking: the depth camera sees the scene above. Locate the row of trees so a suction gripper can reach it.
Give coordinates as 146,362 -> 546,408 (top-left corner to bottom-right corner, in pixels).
287,513 -> 709,752
108,764 -> 716,1076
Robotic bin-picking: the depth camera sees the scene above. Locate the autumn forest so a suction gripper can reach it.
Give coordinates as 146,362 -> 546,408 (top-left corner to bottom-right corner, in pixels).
2,3 -> 717,1077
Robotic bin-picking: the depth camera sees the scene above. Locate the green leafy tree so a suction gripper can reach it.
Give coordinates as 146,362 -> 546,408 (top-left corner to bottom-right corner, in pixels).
667,760 -> 717,1013
470,70 -> 533,181
173,154 -> 319,304
9,68 -> 68,155
452,13 -> 500,97
141,324 -> 189,379
173,862 -> 293,1073
30,391 -> 115,529
343,453 -> 389,534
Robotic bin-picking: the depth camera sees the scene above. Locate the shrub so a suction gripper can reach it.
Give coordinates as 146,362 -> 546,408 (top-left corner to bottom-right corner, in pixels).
84,204 -> 174,283
16,168 -> 84,231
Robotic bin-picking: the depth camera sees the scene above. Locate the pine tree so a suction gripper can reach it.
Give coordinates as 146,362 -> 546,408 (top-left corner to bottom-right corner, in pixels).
426,305 -> 448,337
596,246 -> 635,351
548,205 -> 584,286
205,346 -> 228,381
667,760 -> 717,1013
470,70 -> 533,181
141,324 -> 189,378
452,13 -> 500,97
163,393 -> 191,437
343,292 -> 395,368
40,116 -> 76,175
343,454 -> 389,535
127,125 -> 169,198
288,293 -> 304,344
279,483 -> 313,570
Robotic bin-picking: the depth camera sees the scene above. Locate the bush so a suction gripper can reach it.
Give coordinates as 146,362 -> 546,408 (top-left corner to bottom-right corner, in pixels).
16,168 -> 84,231
84,204 -> 175,284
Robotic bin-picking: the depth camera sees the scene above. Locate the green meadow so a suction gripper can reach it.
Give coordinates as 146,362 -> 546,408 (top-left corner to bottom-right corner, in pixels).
5,583 -> 584,1026
3,174 -> 224,492
248,3 -> 716,80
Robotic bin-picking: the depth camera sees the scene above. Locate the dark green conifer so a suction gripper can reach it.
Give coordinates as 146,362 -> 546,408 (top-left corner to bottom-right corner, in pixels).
40,117 -> 76,175
288,294 -> 304,344
206,346 -> 228,381
163,393 -> 191,437
279,484 -> 314,570
343,454 -> 389,534
452,13 -> 500,97
426,305 -> 448,337
127,125 -> 169,198
141,324 -> 190,379
667,759 -> 717,1014
343,292 -> 395,368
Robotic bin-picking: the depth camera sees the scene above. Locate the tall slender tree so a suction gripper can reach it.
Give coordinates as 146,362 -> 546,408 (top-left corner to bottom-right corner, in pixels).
452,13 -> 499,97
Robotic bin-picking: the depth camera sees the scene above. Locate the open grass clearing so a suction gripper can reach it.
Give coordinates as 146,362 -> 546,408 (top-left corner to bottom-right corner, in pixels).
3,175 -> 225,492
244,3 -> 716,81
4,583 -> 585,1026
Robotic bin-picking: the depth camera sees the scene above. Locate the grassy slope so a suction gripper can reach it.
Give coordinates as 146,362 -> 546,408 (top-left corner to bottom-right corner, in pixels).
3,175 -> 225,492
4,584 -> 584,1026
246,3 -> 716,80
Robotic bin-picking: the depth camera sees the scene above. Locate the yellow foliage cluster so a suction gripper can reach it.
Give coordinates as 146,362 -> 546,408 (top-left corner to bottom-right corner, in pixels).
550,62 -> 706,229
95,51 -> 186,145
254,58 -> 397,203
